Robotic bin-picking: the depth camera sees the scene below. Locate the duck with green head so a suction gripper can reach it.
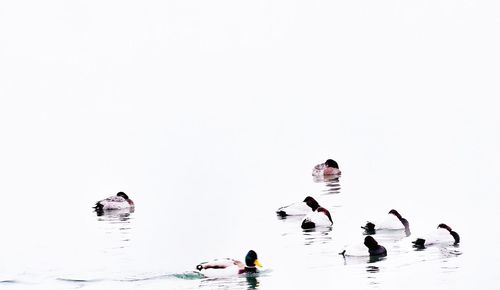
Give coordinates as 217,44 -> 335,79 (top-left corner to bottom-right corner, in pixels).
196,250 -> 262,276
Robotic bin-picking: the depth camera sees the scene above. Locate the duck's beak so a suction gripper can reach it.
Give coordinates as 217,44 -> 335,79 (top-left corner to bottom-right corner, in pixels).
254,259 -> 263,268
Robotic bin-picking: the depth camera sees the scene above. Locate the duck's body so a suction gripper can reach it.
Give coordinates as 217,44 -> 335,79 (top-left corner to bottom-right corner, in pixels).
301,207 -> 333,229
276,199 -> 313,217
339,236 -> 387,257
312,159 -> 341,177
412,223 -> 460,248
362,209 -> 411,236
196,250 -> 262,277
301,196 -> 333,229
94,192 -> 134,211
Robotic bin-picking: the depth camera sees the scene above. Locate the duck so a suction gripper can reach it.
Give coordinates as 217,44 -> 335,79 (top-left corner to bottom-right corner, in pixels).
312,159 -> 341,176
301,196 -> 333,229
196,250 -> 262,277
276,196 -> 316,217
412,223 -> 460,248
93,192 -> 134,212
339,235 -> 387,257
362,209 -> 411,236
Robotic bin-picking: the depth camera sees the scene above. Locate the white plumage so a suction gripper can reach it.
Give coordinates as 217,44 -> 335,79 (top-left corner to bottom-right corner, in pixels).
412,228 -> 457,247
94,192 -> 134,211
276,201 -> 311,216
98,196 -> 130,210
301,210 -> 333,228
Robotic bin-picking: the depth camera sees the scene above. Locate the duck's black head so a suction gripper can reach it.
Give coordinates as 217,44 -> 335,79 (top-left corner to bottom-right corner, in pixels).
388,209 -> 400,216
301,219 -> 316,230
362,222 -> 376,234
364,236 -> 379,249
117,192 -> 129,199
245,250 -> 262,269
276,210 -> 287,218
437,223 -> 452,231
412,238 -> 426,249
325,159 -> 339,168
303,196 -> 319,210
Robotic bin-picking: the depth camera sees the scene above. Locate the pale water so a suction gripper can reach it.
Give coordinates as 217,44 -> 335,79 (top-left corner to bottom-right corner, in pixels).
0,151 -> 498,290
1,1 -> 499,289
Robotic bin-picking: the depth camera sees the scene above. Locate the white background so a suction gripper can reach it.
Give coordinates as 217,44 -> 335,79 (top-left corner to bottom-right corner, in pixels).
1,1 -> 499,289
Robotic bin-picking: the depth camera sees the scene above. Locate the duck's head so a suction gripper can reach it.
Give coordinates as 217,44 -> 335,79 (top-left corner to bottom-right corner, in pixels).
388,209 -> 403,219
117,192 -> 129,200
245,250 -> 262,269
412,238 -> 426,249
364,236 -> 379,250
303,196 -> 319,210
325,159 -> 339,168
361,222 -> 376,233
437,223 -> 452,231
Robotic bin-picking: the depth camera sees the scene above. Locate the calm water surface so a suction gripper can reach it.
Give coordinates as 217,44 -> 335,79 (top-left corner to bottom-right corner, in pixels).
2,2 -> 499,288
1,161 -> 495,290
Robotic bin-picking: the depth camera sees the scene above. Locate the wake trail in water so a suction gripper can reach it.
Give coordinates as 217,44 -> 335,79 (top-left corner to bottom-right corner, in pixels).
56,271 -> 204,284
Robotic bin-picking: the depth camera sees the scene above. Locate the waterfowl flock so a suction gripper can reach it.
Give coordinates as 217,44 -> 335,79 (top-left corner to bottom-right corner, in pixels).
92,158 -> 460,278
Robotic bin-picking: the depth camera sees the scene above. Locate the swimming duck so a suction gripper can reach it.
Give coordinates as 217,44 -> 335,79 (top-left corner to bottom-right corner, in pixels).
276,196 -> 316,217
312,159 -> 341,176
362,209 -> 411,236
301,196 -> 333,229
93,192 -> 134,212
339,235 -> 387,257
412,223 -> 460,248
196,250 -> 262,277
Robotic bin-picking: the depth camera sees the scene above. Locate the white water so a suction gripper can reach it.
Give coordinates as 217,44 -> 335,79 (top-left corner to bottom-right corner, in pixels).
1,1 -> 499,289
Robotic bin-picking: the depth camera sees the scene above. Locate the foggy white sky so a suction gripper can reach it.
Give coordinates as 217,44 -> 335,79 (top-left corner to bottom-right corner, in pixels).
0,1 -> 499,219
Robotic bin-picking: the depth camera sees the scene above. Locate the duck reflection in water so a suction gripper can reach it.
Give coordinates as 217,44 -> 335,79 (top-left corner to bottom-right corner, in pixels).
95,207 -> 135,221
302,227 -> 332,246
245,275 -> 259,289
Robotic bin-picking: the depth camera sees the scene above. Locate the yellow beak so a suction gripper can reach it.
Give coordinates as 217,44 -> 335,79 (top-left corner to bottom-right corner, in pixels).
254,259 -> 263,267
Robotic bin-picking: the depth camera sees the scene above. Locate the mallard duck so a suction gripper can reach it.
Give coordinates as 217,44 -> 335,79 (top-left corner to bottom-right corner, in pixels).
196,250 -> 262,277
93,192 -> 134,212
301,196 -> 333,229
